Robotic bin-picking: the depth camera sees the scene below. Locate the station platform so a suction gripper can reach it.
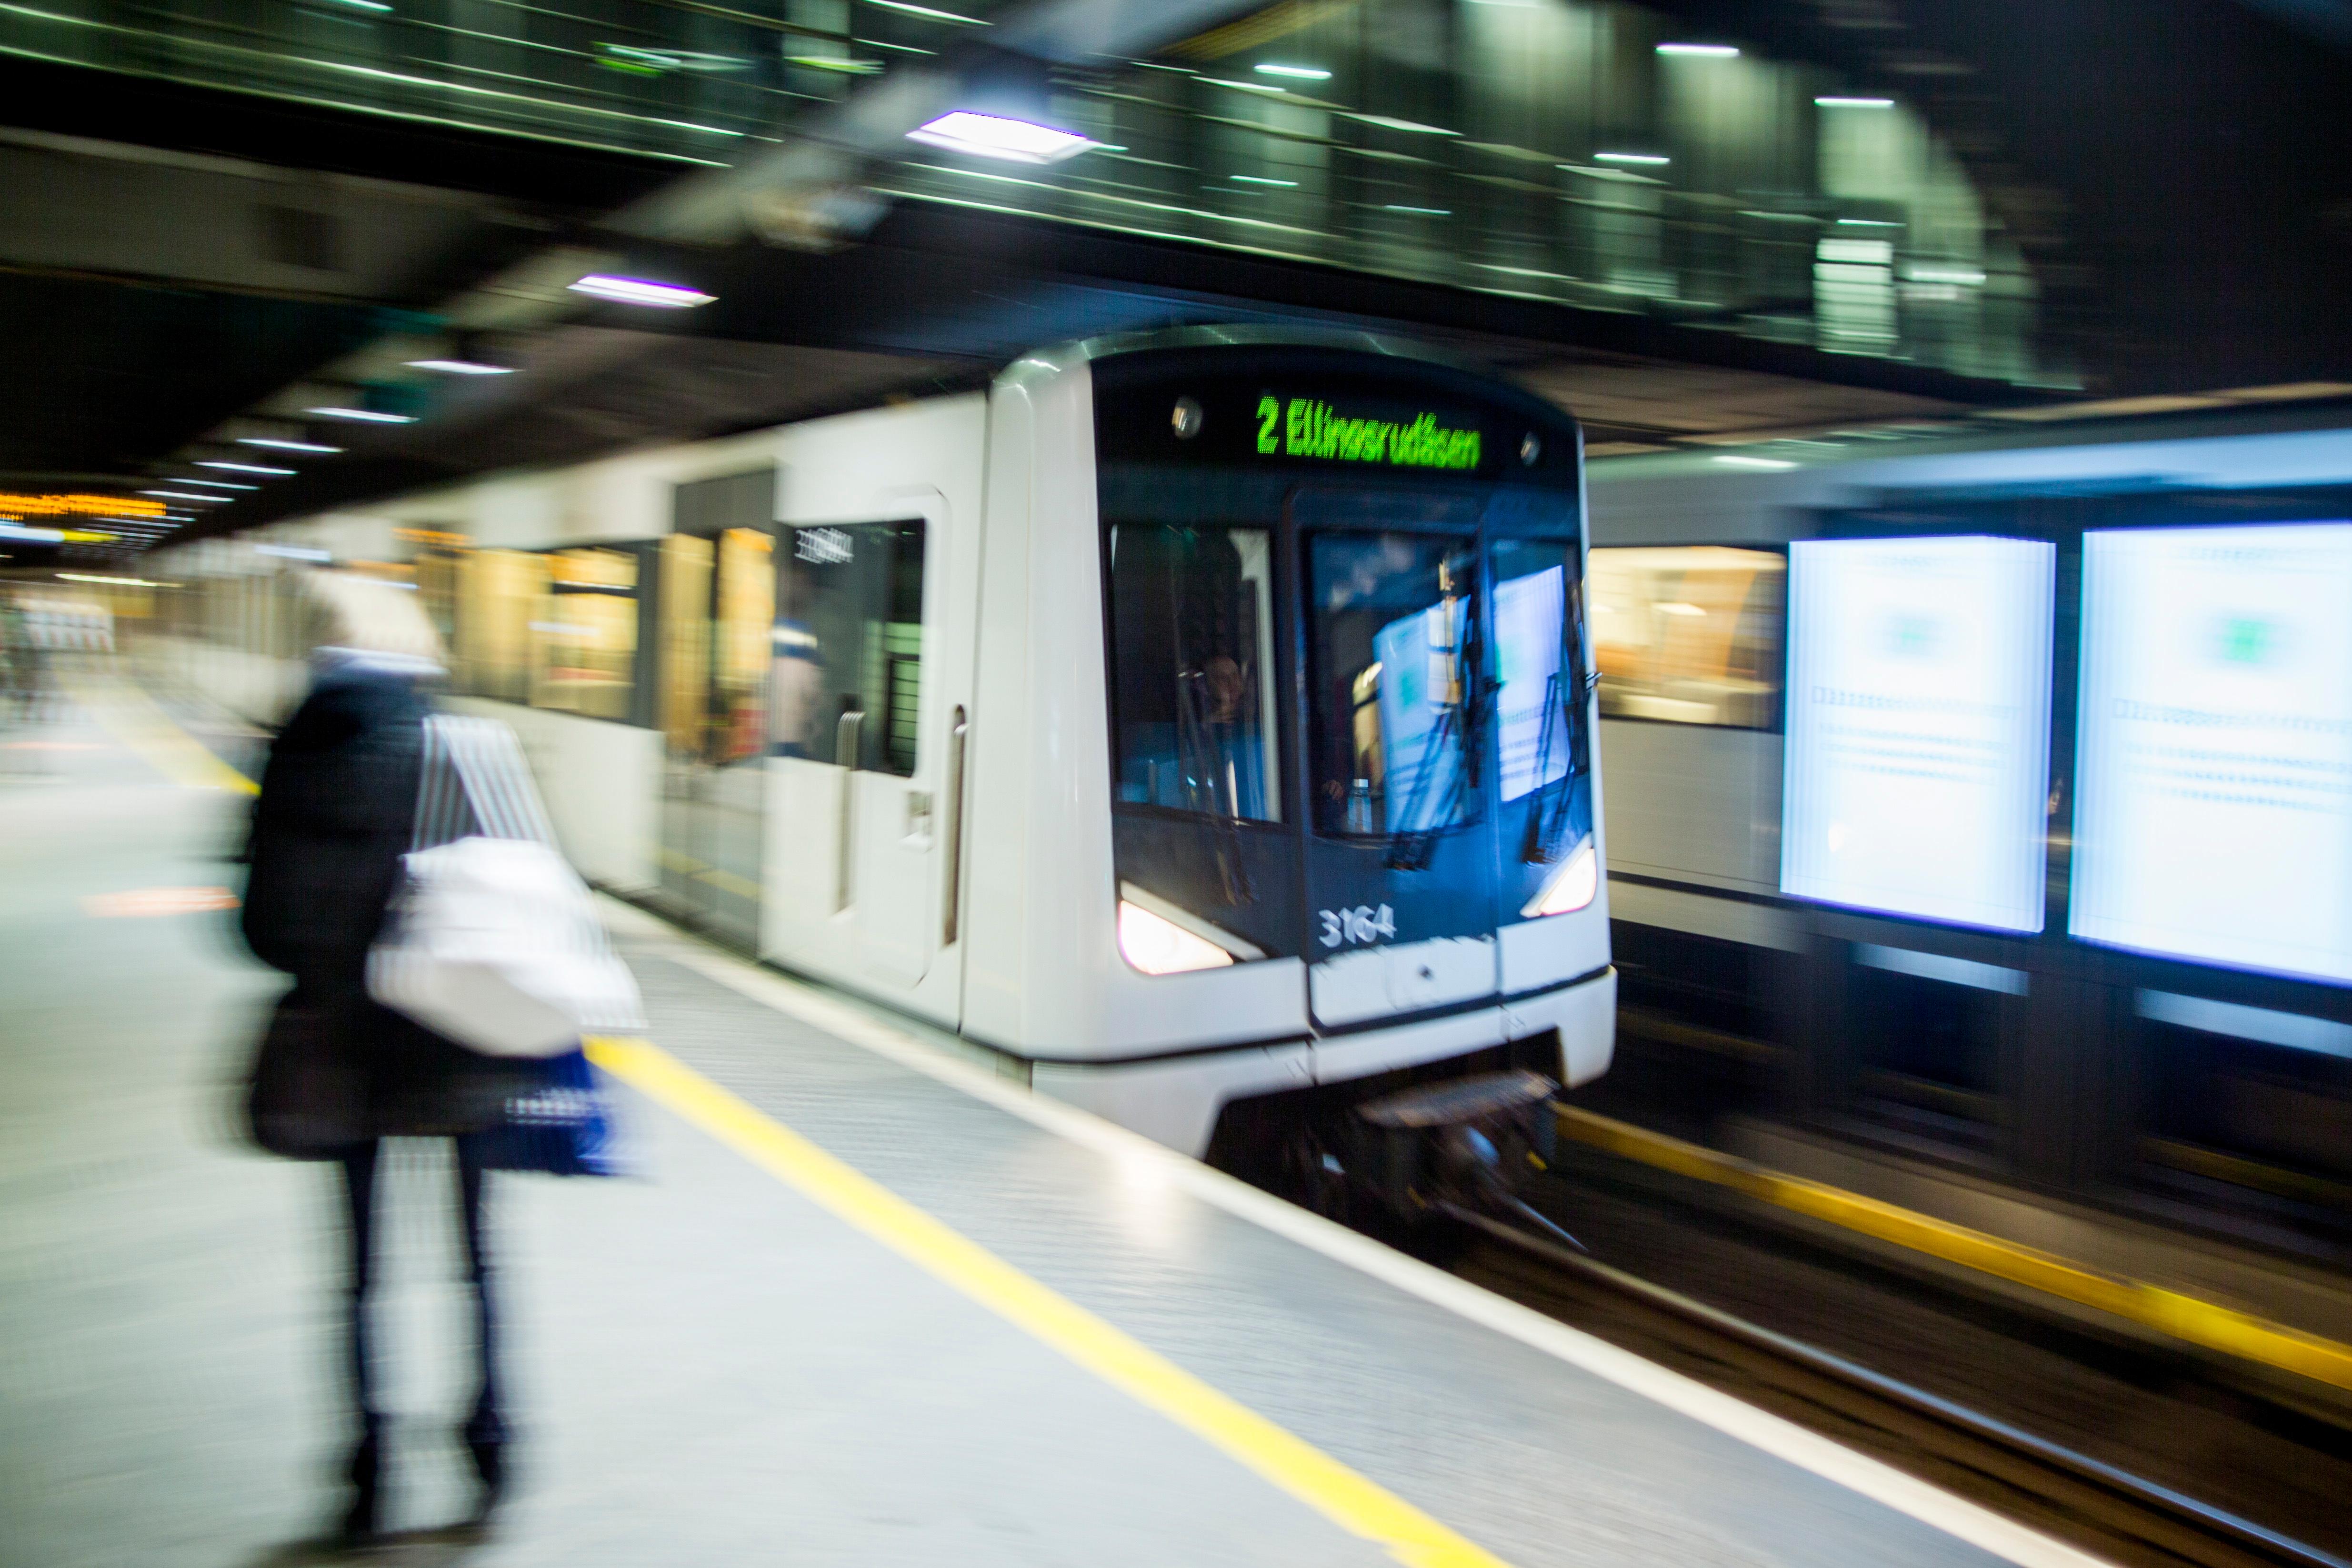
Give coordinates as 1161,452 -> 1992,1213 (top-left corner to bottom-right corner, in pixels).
2,679 -> 2109,1568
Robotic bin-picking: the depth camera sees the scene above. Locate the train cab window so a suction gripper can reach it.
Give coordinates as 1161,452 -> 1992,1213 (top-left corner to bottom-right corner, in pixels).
1306,532 -> 1476,837
1587,546 -> 1783,728
1105,523 -> 1281,821
1491,536 -> 1579,802
775,520 -> 925,776
531,547 -> 639,722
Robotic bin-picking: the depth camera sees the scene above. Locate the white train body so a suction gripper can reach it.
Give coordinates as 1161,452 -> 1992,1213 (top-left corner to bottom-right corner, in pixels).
161,330 -> 1617,1160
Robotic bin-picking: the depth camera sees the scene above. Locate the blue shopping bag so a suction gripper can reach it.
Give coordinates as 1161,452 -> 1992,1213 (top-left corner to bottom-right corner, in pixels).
464,1046 -> 624,1177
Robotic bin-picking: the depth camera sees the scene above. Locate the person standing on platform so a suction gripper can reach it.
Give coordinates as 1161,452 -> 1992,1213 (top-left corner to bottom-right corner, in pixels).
239,571 -> 520,1546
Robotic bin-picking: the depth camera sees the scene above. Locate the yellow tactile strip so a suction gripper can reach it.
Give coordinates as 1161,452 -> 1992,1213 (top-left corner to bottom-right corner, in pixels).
591,1036 -> 1519,1568
1555,1105 -> 2352,1395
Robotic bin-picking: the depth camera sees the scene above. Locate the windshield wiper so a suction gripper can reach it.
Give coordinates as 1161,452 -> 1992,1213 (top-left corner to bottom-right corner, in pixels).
1519,574 -> 1595,866
1385,558 -> 1488,871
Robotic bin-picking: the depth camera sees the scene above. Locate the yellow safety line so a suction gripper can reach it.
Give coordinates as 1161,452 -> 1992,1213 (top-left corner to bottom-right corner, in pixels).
68,675 -> 258,795
1556,1105 -> 2352,1394
586,1035 -> 1516,1568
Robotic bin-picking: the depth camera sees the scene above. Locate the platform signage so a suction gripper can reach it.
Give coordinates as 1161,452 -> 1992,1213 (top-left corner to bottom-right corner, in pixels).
2070,524 -> 2352,984
1781,536 -> 2054,931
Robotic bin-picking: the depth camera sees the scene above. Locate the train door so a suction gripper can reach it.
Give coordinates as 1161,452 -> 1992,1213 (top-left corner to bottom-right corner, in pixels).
1294,489 -> 1505,1026
768,489 -> 970,1022
655,468 -> 775,950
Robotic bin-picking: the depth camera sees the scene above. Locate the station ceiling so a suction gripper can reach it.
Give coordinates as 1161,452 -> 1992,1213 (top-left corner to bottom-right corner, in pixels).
0,0 -> 2346,557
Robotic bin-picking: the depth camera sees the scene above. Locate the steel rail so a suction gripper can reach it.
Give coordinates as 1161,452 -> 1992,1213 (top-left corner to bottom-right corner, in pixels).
1451,1208 -> 2352,1568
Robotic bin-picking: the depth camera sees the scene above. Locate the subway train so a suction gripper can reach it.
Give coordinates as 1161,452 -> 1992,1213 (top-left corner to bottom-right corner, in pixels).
153,330 -> 1615,1211
1581,400 -> 2352,1247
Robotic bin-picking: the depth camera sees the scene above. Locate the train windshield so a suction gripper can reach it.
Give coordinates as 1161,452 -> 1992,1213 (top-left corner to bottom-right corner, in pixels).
1094,348 -> 1591,976
1304,531 -> 1479,840
1107,524 -> 1281,821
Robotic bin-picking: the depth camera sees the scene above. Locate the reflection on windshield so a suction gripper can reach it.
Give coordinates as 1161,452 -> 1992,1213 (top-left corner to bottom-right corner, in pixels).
1310,533 -> 1474,841
1494,563 -> 1569,801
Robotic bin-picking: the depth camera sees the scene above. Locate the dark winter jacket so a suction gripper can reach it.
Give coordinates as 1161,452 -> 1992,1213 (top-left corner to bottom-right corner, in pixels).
242,666 -> 430,995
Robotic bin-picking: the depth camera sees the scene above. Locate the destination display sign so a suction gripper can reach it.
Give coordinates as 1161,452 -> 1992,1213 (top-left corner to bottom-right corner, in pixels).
1090,360 -> 1559,485
1254,395 -> 1484,471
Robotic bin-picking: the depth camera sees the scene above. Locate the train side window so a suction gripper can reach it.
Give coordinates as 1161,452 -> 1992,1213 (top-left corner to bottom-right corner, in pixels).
775,520 -> 925,776
1587,546 -> 1784,729
1105,523 -> 1282,822
455,548 -> 548,704
530,547 -> 639,722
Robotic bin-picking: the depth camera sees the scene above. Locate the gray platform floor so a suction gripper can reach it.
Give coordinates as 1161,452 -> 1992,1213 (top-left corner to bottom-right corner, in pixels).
0,689 -> 2090,1568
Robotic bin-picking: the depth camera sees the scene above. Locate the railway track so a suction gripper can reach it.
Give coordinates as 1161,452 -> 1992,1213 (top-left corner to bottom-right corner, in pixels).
1449,1208 -> 2352,1568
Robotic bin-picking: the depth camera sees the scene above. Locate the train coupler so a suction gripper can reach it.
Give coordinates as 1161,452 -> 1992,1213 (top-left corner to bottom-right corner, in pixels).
1345,1069 -> 1581,1247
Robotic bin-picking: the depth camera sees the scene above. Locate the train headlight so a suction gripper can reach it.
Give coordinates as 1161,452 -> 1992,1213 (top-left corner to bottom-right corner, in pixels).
1118,900 -> 1236,975
1521,837 -> 1599,919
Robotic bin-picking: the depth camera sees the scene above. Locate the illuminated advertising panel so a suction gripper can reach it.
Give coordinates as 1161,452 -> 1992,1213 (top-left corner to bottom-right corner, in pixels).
1782,536 -> 2054,931
2070,524 -> 2352,983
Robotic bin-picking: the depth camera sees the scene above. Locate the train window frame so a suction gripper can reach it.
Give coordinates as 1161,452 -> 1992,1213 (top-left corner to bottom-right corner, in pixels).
441,538 -> 658,728
531,544 -> 646,725
1102,517 -> 1289,828
775,518 -> 928,779
1586,542 -> 1788,733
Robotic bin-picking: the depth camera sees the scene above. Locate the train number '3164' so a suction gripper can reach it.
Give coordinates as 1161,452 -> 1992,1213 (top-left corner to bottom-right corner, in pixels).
1319,904 -> 1397,949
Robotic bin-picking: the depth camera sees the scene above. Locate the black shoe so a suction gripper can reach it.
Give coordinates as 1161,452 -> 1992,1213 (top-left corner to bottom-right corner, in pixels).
463,1438 -> 506,1528
337,1432 -> 383,1547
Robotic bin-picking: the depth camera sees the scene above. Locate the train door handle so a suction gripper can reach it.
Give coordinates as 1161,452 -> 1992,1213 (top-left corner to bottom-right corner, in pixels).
835,709 -> 862,912
942,706 -> 967,947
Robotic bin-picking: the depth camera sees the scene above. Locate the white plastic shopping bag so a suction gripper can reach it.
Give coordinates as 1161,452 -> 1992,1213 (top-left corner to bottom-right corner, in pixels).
368,716 -> 644,1057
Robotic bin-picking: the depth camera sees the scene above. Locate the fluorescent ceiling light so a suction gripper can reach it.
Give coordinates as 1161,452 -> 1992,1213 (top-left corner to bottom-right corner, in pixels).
1384,204 -> 1451,216
330,0 -> 392,10
307,407 -> 415,424
1816,95 -> 1895,107
140,490 -> 229,502
406,358 -> 516,376
1712,454 -> 1797,470
253,543 -> 333,561
568,274 -> 718,308
1594,151 -> 1669,165
238,437 -> 342,454
1203,77 -> 1285,94
1838,217 -> 1902,226
906,111 -> 1096,164
1657,42 -> 1738,56
861,0 -> 987,21
1231,174 -> 1298,186
198,460 -> 296,476
0,524 -> 64,542
1347,112 -> 1457,135
179,478 -> 258,489
59,573 -> 179,588
1254,63 -> 1330,80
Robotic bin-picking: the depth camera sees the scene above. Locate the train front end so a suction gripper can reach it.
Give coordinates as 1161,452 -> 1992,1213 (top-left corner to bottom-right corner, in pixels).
991,333 -> 1613,1218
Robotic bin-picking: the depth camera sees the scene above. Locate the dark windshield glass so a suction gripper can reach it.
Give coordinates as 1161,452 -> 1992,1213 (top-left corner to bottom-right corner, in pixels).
1491,537 -> 1576,802
1105,523 -> 1282,822
1306,532 -> 1478,838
